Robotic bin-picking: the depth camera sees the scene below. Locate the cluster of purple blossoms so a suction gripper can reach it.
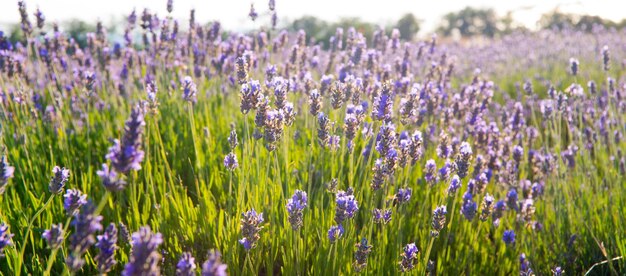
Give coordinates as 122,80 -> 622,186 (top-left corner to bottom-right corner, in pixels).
223,152 -> 238,171
239,209 -> 264,250
373,208 -> 392,224
335,189 -> 359,224
0,222 -> 13,257
123,226 -> 163,276
66,203 -> 103,271
101,104 -> 145,191
63,188 -> 88,215
327,225 -> 344,243
503,229 -> 516,246
491,200 -> 507,227
424,159 -> 437,185
0,156 -> 15,194
97,164 -> 127,192
431,205 -> 447,237
479,194 -> 495,221
447,175 -> 462,195
105,105 -> 146,175
176,252 -> 197,276
519,253 -> 533,276
96,223 -> 118,273
552,266 -> 564,275
353,238 -> 373,272
456,142 -> 472,178
49,166 -> 70,194
240,80 -> 262,114
181,76 -> 197,103
286,190 -> 308,230
436,132 -> 453,159
202,249 -> 228,276
460,191 -> 478,221
394,188 -> 412,205
399,243 -> 418,272
42,224 -> 64,249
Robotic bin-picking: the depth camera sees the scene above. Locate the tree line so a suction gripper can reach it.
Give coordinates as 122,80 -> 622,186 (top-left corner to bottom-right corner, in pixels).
2,7 -> 625,49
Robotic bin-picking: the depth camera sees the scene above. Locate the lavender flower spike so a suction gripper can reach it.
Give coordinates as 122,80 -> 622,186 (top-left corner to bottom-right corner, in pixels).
182,76 -> 197,102
335,190 -> 358,224
0,222 -> 14,257
106,105 -> 145,174
431,205 -> 447,237
66,203 -> 103,271
97,163 -> 127,192
0,156 -> 15,194
239,209 -> 264,250
63,189 -> 88,216
353,238 -> 373,272
42,224 -> 64,249
49,166 -> 70,194
123,226 -> 163,276
177,252 -> 197,276
201,249 -> 228,276
223,152 -> 239,171
96,223 -> 118,273
286,190 -> 308,230
328,225 -> 344,243
399,243 -> 418,272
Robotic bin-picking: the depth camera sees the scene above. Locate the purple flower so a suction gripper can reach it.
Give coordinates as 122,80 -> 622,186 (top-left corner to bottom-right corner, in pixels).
335,190 -> 358,224
0,156 -> 15,193
123,226 -> 163,276
177,252 -> 197,276
223,152 -> 238,171
399,243 -> 418,272
97,163 -> 127,192
240,80 -> 262,114
353,238 -> 372,272
437,132 -> 452,159
492,200 -> 507,227
520,253 -> 533,276
0,222 -> 13,257
447,175 -> 461,195
96,223 -> 118,273
327,225 -> 344,243
286,190 -> 308,230
106,105 -> 145,174
372,90 -> 393,122
438,159 -> 454,182
395,188 -> 412,204
456,142 -> 472,178
49,166 -> 70,194
42,224 -> 64,249
63,189 -> 88,216
239,209 -> 264,251
202,250 -> 227,276
373,208 -> 392,224
431,205 -> 447,237
424,159 -> 437,184
507,189 -> 519,212
460,192 -> 477,221
181,76 -> 197,102
503,229 -> 515,245
66,203 -> 103,271
552,266 -> 564,276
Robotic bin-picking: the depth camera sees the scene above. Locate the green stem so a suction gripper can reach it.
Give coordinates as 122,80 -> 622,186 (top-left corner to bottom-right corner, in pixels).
16,194 -> 55,276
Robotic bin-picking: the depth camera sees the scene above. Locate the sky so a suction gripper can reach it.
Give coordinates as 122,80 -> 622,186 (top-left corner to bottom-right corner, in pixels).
1,0 -> 625,34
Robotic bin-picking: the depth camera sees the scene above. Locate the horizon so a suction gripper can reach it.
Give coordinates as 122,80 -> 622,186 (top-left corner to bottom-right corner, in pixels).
1,0 -> 625,35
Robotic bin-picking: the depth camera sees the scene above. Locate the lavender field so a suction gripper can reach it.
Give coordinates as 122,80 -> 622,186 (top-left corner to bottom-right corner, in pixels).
0,0 -> 625,275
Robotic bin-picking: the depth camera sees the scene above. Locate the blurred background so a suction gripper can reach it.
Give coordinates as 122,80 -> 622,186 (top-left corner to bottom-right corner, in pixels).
1,0 -> 626,46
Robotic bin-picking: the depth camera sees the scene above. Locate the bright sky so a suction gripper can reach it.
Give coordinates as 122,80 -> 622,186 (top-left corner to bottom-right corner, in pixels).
1,0 -> 624,34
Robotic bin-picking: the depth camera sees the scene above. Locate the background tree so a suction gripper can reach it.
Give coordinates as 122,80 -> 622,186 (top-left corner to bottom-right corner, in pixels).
395,13 -> 420,41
